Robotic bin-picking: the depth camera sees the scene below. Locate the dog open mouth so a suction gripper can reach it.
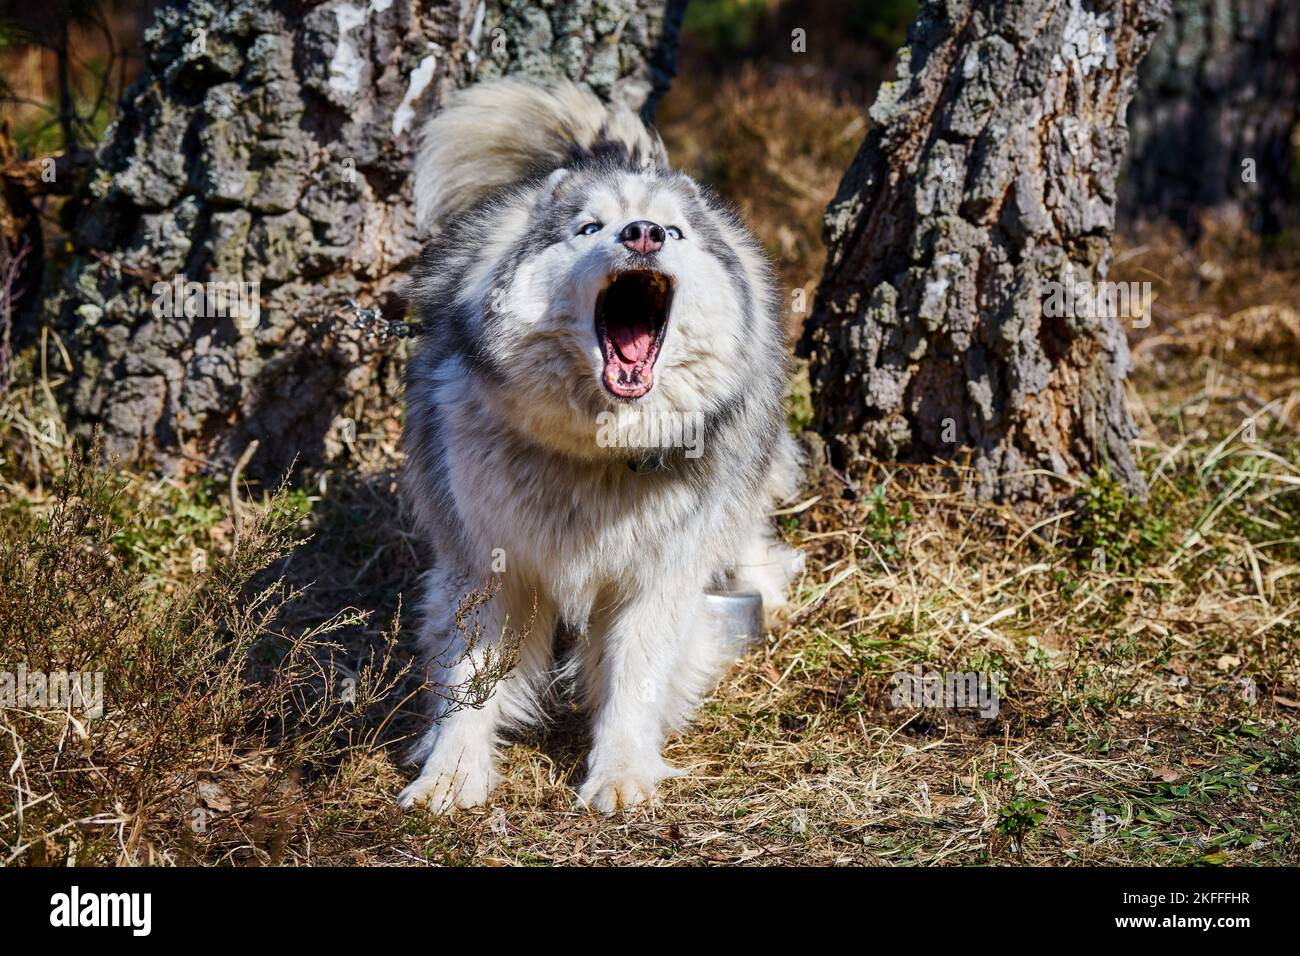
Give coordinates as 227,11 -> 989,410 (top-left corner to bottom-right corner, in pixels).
595,271 -> 674,400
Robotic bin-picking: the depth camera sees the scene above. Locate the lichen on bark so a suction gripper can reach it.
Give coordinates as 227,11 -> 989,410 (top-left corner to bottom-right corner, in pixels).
801,0 -> 1169,502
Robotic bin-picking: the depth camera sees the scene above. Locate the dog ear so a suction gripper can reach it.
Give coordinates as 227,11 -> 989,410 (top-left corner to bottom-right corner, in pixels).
676,174 -> 703,204
540,167 -> 572,203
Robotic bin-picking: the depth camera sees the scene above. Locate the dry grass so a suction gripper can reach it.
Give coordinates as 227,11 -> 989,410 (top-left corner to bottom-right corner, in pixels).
5,285 -> 1296,866
0,445 -> 411,865
2,75 -> 1299,867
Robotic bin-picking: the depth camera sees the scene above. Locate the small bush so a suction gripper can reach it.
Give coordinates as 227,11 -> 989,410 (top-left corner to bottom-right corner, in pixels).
0,448 -> 407,865
1071,469 -> 1172,573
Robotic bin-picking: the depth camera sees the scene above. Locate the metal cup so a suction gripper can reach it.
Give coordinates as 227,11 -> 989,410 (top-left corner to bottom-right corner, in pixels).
703,589 -> 765,652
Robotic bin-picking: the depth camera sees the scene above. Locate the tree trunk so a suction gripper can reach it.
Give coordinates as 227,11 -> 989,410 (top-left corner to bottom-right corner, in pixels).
1119,0 -> 1300,235
799,0 -> 1168,503
51,0 -> 687,479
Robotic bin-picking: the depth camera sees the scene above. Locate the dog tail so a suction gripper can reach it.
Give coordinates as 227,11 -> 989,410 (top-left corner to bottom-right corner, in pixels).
413,79 -> 667,233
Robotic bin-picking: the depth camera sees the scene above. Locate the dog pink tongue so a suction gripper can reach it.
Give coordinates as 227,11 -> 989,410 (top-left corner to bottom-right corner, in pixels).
611,320 -> 654,365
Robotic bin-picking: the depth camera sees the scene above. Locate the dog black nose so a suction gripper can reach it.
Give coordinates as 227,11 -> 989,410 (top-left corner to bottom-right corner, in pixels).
619,220 -> 666,256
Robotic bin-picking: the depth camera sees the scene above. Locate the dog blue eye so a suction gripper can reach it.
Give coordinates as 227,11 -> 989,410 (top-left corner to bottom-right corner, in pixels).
578,222 -> 602,236
666,226 -> 683,239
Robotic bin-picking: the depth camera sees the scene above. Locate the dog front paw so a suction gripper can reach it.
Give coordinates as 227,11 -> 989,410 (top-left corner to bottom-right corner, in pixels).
577,756 -> 681,815
399,749 -> 501,813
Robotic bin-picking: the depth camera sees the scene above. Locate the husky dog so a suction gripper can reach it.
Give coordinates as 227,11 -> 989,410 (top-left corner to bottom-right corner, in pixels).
399,80 -> 802,814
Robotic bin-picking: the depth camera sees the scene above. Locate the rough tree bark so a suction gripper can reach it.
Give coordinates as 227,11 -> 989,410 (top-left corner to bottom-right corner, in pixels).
1120,0 -> 1300,235
50,0 -> 687,478
799,0 -> 1169,502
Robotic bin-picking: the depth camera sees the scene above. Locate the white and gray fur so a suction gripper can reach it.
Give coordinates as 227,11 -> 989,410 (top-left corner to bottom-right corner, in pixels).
399,80 -> 802,813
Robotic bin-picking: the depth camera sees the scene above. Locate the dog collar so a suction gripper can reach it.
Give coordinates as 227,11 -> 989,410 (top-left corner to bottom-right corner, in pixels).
627,454 -> 667,474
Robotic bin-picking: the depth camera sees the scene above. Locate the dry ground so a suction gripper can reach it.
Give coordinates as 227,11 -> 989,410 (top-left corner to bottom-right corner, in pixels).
1,74 -> 1298,867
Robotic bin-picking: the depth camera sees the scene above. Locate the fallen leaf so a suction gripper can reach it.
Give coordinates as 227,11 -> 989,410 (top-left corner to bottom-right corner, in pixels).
197,781 -> 231,811
931,794 -> 975,810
